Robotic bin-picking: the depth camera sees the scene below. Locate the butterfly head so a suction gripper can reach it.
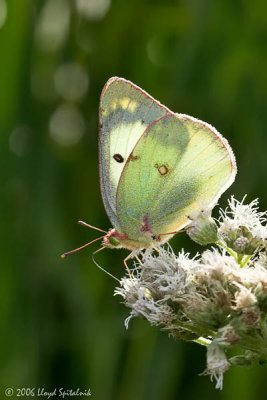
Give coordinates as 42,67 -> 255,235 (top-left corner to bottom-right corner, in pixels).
103,229 -> 129,249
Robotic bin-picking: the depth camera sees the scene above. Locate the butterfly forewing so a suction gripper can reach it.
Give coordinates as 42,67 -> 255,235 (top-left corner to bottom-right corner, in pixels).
99,77 -> 170,229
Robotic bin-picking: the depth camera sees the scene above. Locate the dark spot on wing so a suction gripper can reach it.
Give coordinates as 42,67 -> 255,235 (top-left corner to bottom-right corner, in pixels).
155,163 -> 170,176
129,153 -> 139,161
141,119 -> 145,124
113,154 -> 124,163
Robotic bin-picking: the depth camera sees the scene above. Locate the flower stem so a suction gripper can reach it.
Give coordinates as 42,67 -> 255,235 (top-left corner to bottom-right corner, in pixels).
240,254 -> 252,267
216,241 -> 238,260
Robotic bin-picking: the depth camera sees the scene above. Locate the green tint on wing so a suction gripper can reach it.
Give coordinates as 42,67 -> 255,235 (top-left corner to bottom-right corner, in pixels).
116,114 -> 236,242
99,77 -> 170,229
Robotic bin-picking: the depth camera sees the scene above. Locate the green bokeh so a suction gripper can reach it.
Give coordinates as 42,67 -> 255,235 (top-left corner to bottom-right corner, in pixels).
1,0 -> 267,399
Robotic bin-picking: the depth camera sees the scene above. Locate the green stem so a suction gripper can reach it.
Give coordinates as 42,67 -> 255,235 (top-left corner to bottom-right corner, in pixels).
260,315 -> 267,340
216,241 -> 238,260
216,242 -> 252,267
175,320 -> 216,339
237,253 -> 244,266
240,254 -> 252,268
236,337 -> 267,356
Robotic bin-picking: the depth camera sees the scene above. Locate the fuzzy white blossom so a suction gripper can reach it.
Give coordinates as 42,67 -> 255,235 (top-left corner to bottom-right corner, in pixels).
218,196 -> 267,254
232,283 -> 257,310
219,196 -> 267,231
203,343 -> 230,390
114,197 -> 267,389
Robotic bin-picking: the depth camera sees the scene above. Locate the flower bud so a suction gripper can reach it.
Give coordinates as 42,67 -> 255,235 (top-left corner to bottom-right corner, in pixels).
219,226 -> 264,255
186,212 -> 218,245
230,351 -> 259,366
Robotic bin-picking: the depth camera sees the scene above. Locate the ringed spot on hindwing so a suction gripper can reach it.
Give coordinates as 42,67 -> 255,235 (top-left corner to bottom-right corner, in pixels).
155,163 -> 170,176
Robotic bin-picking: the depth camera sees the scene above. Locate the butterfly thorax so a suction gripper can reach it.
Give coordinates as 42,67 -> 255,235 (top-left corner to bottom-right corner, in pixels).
103,228 -> 171,251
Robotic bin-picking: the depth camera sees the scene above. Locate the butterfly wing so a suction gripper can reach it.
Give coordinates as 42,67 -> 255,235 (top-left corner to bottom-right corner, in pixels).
99,77 -> 170,229
116,113 -> 236,242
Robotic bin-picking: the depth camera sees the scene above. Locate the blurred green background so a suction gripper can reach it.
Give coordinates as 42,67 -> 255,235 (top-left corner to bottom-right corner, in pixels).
1,0 -> 267,399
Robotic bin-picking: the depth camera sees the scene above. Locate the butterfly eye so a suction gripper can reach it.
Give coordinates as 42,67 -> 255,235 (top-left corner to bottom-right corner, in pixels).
113,154 -> 124,163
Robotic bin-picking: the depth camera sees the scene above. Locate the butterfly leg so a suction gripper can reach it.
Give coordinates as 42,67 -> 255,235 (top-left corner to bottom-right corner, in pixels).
123,252 -> 137,278
135,255 -> 142,265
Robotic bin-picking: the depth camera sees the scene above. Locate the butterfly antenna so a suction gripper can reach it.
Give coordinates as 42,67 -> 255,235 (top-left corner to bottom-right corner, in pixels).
158,227 -> 188,239
92,248 -> 120,282
61,236 -> 104,258
78,220 -> 107,234
158,230 -> 179,237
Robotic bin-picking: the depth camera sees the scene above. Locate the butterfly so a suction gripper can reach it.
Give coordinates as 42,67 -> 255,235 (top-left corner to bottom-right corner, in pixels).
62,77 -> 236,266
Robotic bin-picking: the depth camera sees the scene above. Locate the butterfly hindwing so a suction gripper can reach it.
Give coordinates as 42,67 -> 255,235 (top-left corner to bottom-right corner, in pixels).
99,77 -> 170,229
116,114 -> 236,242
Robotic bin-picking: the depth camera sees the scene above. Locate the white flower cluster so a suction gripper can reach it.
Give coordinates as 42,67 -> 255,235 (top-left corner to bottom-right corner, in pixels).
115,197 -> 267,389
218,196 -> 267,254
